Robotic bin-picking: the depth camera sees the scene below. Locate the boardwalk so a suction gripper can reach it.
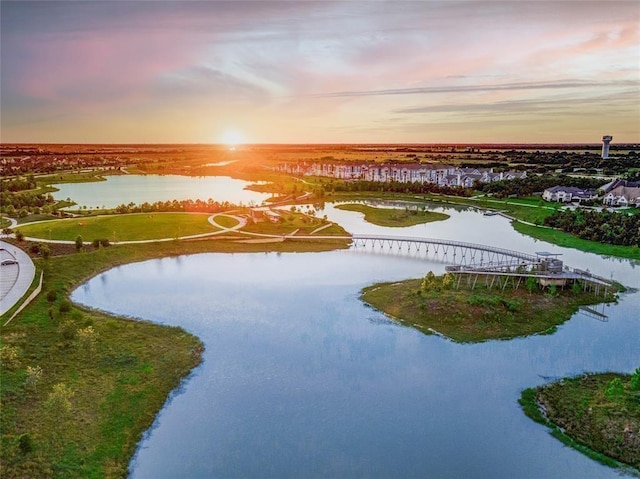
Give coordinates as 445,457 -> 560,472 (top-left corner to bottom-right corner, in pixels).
346,234 -> 615,293
351,234 -> 538,265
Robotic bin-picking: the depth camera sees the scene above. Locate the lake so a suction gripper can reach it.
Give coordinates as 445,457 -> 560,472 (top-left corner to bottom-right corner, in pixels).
52,175 -> 270,209
71,205 -> 640,478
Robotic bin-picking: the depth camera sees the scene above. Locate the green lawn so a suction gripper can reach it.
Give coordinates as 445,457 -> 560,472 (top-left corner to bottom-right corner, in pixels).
17,213 -> 219,242
512,221 -> 640,260
335,203 -> 449,227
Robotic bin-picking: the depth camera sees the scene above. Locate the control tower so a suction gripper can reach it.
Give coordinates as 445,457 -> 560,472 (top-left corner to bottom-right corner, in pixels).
602,135 -> 612,159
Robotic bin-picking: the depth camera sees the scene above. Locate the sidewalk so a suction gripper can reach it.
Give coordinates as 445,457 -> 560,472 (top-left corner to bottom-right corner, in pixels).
0,240 -> 36,317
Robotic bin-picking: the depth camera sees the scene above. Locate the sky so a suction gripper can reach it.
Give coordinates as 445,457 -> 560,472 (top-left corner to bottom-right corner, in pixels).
1,0 -> 639,144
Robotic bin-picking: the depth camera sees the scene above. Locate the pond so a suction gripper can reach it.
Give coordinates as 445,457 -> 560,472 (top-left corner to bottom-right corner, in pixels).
52,175 -> 270,209
71,206 -> 640,478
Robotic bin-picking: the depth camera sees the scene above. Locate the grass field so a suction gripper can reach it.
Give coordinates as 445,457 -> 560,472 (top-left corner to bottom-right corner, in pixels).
0,236 -> 351,479
361,274 -> 613,343
17,213 -> 220,242
334,203 -> 449,227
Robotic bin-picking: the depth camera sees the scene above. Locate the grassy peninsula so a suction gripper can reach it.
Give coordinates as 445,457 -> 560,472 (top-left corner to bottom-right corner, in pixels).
335,203 -> 449,227
519,370 -> 640,473
361,272 -> 614,343
0,236 -> 350,478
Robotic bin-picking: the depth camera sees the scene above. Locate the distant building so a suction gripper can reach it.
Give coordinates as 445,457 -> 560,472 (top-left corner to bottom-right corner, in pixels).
542,186 -> 597,203
602,186 -> 640,207
602,135 -> 613,159
599,178 -> 640,195
274,161 -> 526,187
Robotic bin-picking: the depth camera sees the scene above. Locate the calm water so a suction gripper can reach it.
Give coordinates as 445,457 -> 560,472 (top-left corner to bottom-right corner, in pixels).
71,206 -> 640,478
52,175 -> 270,209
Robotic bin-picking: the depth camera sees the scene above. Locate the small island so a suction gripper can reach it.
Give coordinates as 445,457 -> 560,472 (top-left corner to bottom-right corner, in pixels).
519,371 -> 640,473
361,272 -> 616,343
335,203 -> 449,227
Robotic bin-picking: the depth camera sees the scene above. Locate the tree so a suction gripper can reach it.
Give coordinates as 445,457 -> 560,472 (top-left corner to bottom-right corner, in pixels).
421,271 -> 438,292
40,244 -> 50,260
75,235 -> 83,252
442,273 -> 456,289
15,229 -> 24,242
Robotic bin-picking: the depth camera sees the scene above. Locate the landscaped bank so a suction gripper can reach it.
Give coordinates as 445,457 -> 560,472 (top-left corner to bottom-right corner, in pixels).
0,236 -> 350,478
519,371 -> 640,473
360,272 -> 615,343
334,203 -> 449,227
512,221 -> 640,261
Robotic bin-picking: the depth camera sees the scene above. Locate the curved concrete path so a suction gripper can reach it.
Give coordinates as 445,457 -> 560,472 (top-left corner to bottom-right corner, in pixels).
12,213 -> 248,245
4,211 -> 344,248
0,240 -> 36,317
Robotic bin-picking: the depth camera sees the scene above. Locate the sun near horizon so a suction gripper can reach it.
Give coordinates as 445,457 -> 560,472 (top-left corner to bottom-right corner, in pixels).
1,1 -> 639,144
219,129 -> 246,150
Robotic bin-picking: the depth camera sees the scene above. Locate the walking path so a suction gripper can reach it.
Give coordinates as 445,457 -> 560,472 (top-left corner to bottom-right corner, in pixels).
0,240 -> 36,317
12,213 -> 248,245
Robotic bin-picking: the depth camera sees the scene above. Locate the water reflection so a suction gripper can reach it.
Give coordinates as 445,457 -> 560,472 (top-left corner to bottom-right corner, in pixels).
72,247 -> 639,479
70,205 -> 640,478
52,175 -> 270,209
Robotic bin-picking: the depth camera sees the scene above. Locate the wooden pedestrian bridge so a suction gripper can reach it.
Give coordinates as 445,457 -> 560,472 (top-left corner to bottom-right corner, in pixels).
321,234 -> 617,295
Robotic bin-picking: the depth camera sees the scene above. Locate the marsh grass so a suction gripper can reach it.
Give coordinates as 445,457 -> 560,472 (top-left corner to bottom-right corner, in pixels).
360,274 -> 613,343
519,372 -> 640,472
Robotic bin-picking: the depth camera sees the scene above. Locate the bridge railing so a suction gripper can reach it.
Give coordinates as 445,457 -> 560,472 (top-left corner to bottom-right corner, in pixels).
351,234 -> 539,262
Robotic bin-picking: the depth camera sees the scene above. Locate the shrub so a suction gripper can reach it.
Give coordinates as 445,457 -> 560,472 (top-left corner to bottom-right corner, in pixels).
0,345 -> 21,370
24,365 -> 43,391
58,320 -> 76,341
29,244 -> 40,254
45,383 -> 74,412
92,238 -> 110,248
46,289 -> 57,303
15,229 -> 24,242
18,433 -> 34,454
630,368 -> 640,391
75,235 -> 83,251
40,244 -> 50,260
58,300 -> 72,314
421,271 -> 438,292
442,273 -> 456,289
605,377 -> 625,400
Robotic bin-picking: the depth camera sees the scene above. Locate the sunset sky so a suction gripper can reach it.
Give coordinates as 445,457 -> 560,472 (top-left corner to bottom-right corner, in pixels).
1,1 -> 638,144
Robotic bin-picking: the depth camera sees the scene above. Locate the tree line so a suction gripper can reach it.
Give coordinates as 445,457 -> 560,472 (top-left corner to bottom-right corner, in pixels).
479,174 -> 605,198
543,209 -> 640,247
324,179 -> 472,197
114,198 -> 239,214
